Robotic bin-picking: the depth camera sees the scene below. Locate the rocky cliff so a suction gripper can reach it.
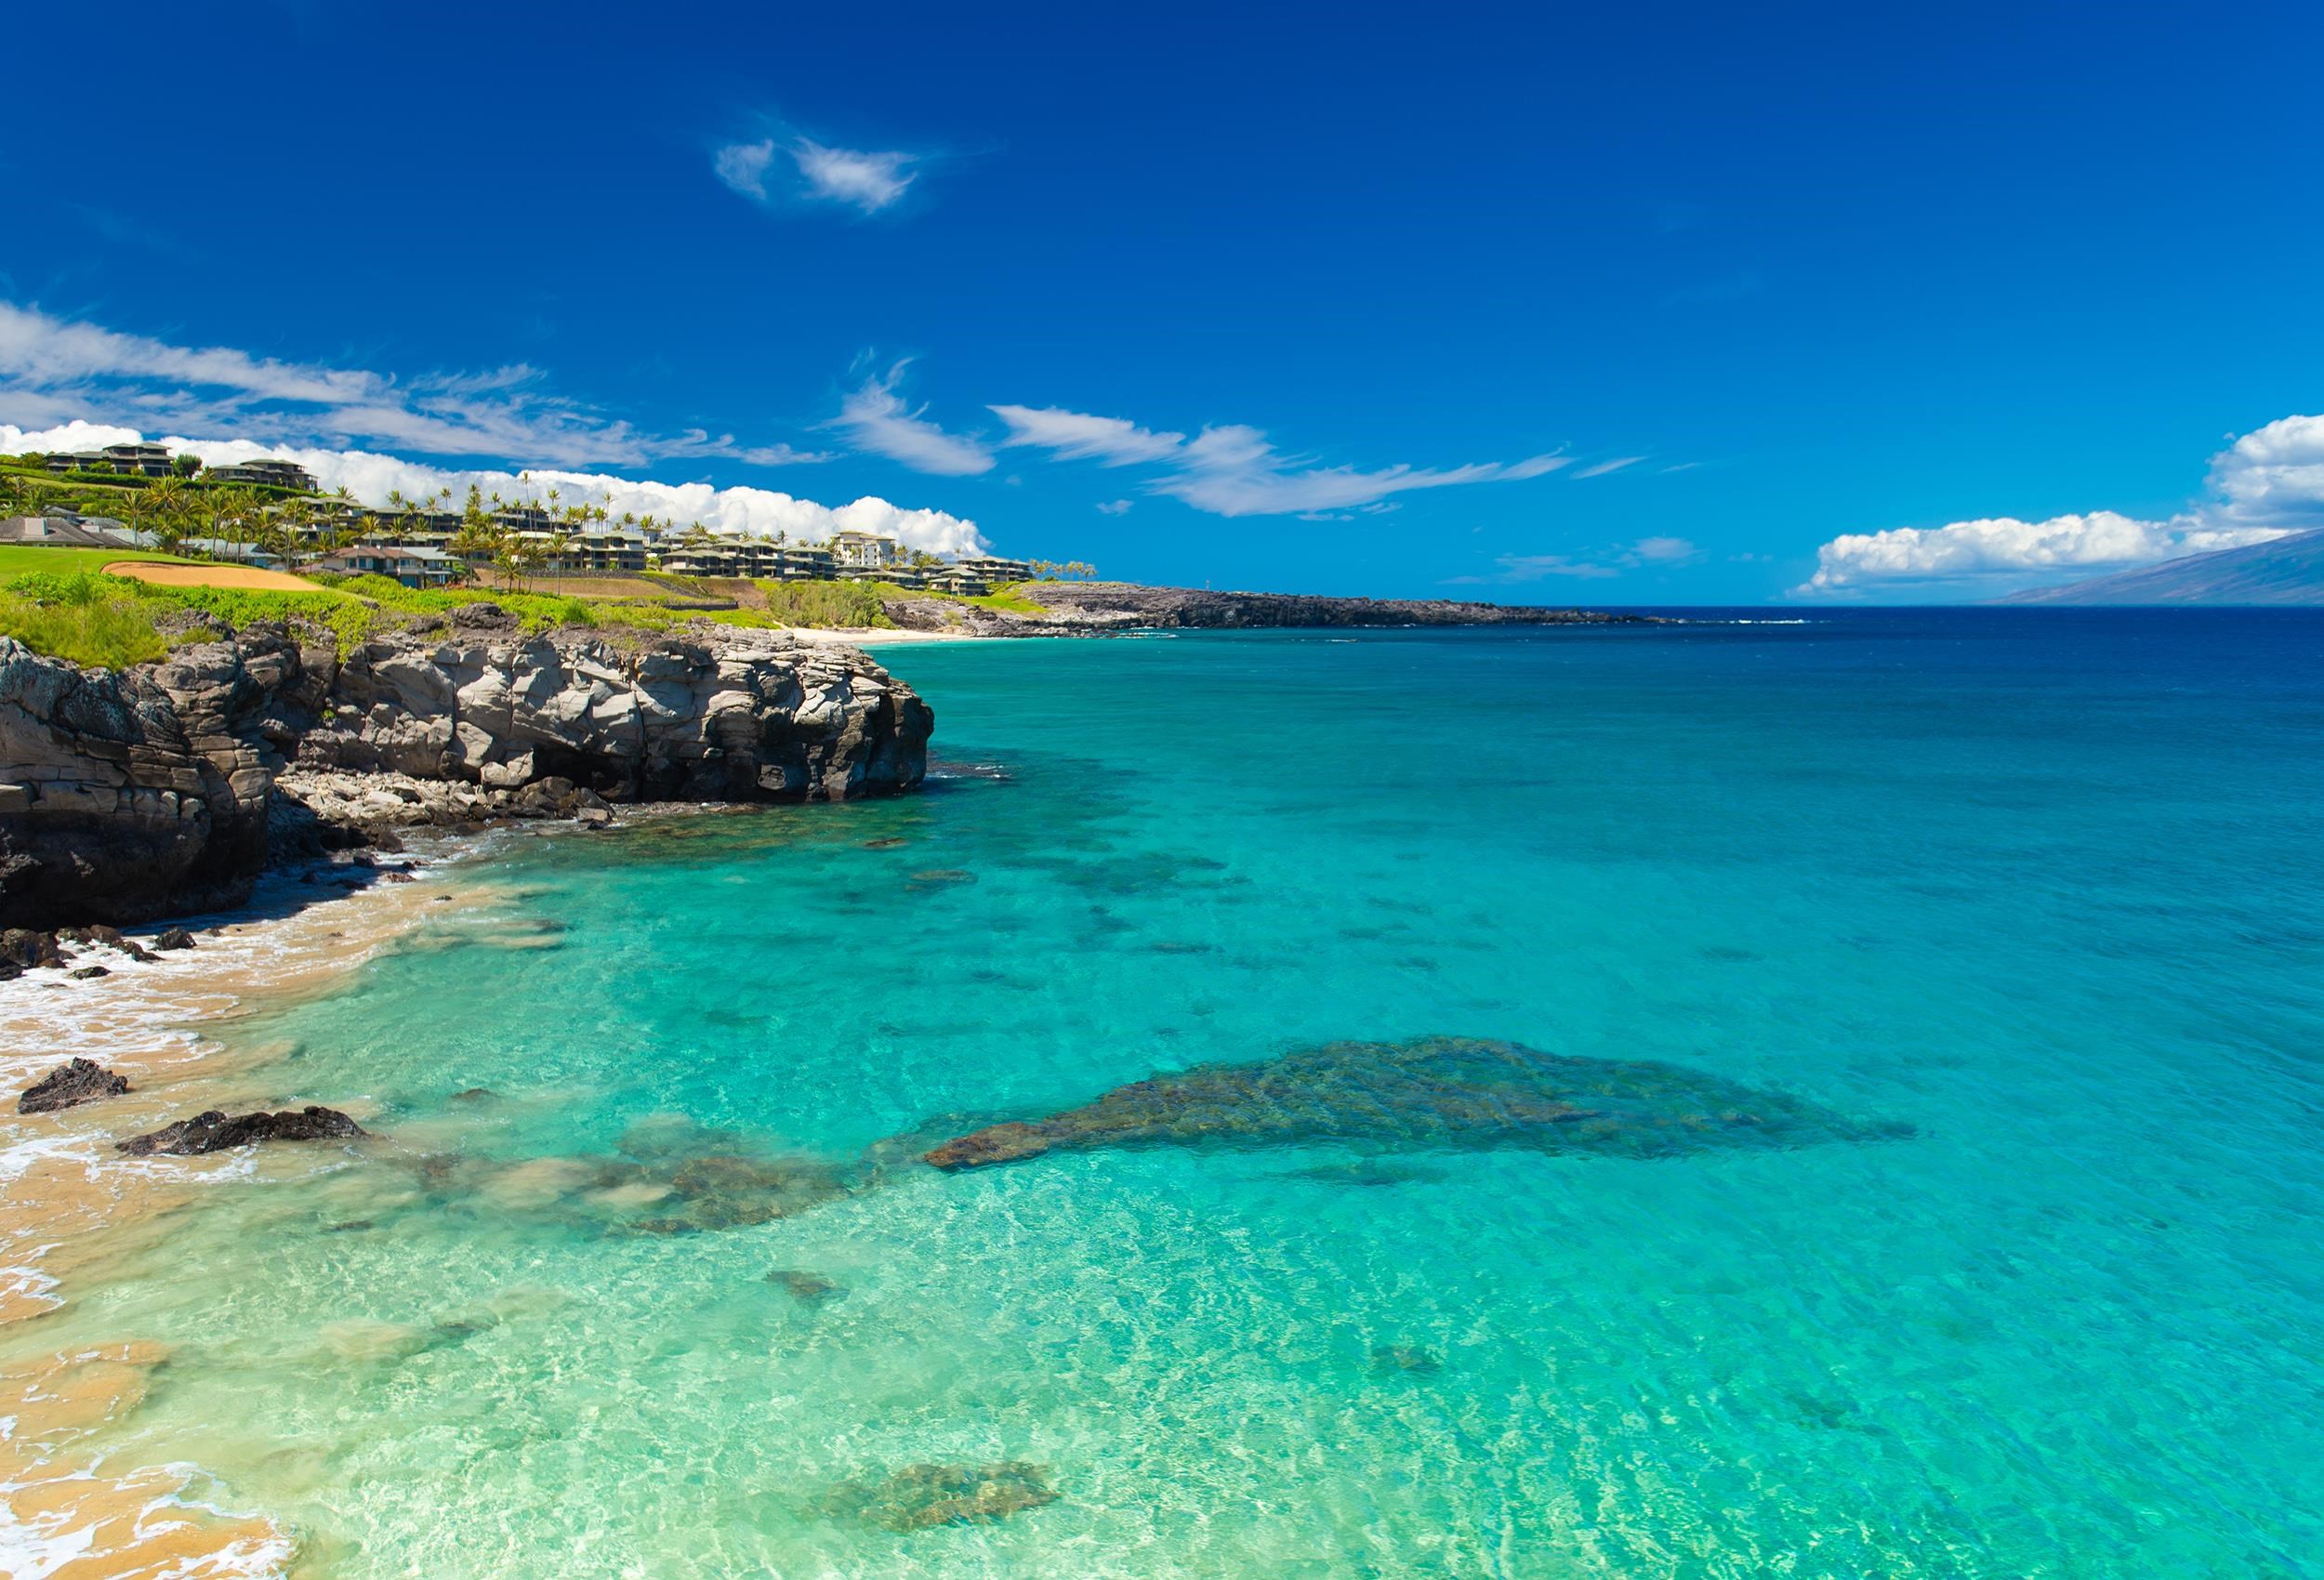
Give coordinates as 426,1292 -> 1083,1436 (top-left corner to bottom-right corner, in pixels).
0,605 -> 931,928
882,581 -> 1660,636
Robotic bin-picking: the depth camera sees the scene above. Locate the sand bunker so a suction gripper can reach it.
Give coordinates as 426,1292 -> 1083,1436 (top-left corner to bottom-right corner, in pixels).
104,560 -> 324,592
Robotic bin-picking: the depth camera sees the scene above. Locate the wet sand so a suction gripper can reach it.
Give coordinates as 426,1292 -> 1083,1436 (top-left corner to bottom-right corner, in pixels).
0,862 -> 489,1578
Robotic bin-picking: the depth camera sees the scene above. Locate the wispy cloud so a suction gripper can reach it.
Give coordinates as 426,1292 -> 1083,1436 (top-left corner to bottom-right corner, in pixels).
975,394 -> 1580,518
1484,555 -> 1621,581
712,140 -> 777,201
1573,456 -> 1643,479
0,300 -> 826,470
793,139 -> 916,212
1793,414 -> 2324,597
0,418 -> 985,556
714,130 -> 924,216
1153,427 -> 1569,517
1472,536 -> 1699,583
831,362 -> 995,476
1096,498 -> 1133,515
991,405 -> 1184,466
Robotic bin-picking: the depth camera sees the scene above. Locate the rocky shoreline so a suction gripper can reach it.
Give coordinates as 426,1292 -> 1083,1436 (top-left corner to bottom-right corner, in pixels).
883,580 -> 1665,637
0,602 -> 933,929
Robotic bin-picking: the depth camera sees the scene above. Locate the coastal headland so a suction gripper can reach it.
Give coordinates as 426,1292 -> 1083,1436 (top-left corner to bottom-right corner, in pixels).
1,603 -> 931,929
880,579 -> 1659,636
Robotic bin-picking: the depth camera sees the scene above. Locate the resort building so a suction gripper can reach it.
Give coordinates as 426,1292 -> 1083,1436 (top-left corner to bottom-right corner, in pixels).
651,538 -> 843,581
39,443 -> 177,477
828,531 -> 903,571
176,538 -> 286,570
205,458 -> 321,494
961,555 -> 1032,583
313,545 -> 463,586
0,514 -> 139,548
551,533 -> 653,574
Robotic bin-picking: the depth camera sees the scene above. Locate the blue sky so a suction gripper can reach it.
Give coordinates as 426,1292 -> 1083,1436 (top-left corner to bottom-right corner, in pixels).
3,0 -> 2320,602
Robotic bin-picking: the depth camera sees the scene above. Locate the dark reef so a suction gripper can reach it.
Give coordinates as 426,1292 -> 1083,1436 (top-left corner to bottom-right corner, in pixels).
924,1035 -> 1904,1169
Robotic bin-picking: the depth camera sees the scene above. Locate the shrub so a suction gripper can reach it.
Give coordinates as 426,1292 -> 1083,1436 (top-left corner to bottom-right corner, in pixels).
749,579 -> 893,628
0,573 -> 172,668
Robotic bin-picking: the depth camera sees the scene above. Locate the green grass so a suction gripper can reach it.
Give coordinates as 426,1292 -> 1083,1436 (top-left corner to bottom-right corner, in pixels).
961,580 -> 1044,615
0,563 -> 920,672
0,546 -> 203,579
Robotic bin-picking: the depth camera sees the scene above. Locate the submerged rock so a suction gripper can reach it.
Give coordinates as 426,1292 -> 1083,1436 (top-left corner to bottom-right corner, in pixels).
117,1105 -> 365,1156
632,1153 -> 848,1233
826,1460 -> 1060,1531
767,1268 -> 847,1305
1371,1345 -> 1444,1375
19,1057 -> 132,1114
922,1035 -> 1904,1170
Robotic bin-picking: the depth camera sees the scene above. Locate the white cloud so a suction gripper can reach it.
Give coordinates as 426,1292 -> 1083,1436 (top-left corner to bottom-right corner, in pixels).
1794,414 -> 2324,596
1157,425 -> 1576,517
1574,456 -> 1643,478
1475,536 -> 1698,583
0,300 -> 823,470
712,139 -> 776,200
831,363 -> 995,476
1489,554 -> 1621,581
991,405 -> 1185,466
976,395 -> 1574,517
714,134 -> 921,216
792,139 -> 916,212
0,421 -> 987,557
2203,413 -> 2324,530
1631,534 -> 1697,561
1096,498 -> 1133,515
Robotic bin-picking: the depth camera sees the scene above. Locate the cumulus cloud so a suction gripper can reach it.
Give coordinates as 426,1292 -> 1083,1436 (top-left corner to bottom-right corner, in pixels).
0,300 -> 823,470
1794,414 -> 2324,596
0,420 -> 986,557
1096,499 -> 1133,515
714,133 -> 921,216
831,363 -> 995,476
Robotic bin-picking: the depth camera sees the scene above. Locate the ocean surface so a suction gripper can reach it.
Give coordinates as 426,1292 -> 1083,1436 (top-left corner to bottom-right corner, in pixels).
31,610 -> 2324,1577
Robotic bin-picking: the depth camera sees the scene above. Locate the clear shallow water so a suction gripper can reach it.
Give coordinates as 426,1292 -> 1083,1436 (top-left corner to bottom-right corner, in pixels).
35,612 -> 2324,1577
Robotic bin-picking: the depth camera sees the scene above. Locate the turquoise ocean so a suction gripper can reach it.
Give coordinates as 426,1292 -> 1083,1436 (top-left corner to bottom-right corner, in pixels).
39,612 -> 2324,1577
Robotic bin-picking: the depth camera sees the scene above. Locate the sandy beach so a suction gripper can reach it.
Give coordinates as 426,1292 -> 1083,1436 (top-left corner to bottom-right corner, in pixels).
0,860 -> 489,1579
780,625 -> 996,646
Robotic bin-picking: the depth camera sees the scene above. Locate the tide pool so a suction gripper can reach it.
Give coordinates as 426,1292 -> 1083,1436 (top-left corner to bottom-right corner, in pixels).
32,612 -> 2324,1577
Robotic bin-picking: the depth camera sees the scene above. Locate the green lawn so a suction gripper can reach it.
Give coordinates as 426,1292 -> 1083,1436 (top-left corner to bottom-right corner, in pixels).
0,545 -> 200,579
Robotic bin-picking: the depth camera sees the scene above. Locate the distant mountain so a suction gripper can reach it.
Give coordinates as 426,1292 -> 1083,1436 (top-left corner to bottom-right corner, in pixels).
1996,528 -> 2324,605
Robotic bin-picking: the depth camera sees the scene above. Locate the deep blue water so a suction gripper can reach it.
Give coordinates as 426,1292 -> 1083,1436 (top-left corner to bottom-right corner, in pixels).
46,610 -> 2324,1577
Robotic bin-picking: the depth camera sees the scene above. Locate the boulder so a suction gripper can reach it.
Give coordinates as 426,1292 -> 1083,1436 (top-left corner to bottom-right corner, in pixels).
117,1105 -> 365,1156
19,1057 -> 132,1114
155,927 -> 197,951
